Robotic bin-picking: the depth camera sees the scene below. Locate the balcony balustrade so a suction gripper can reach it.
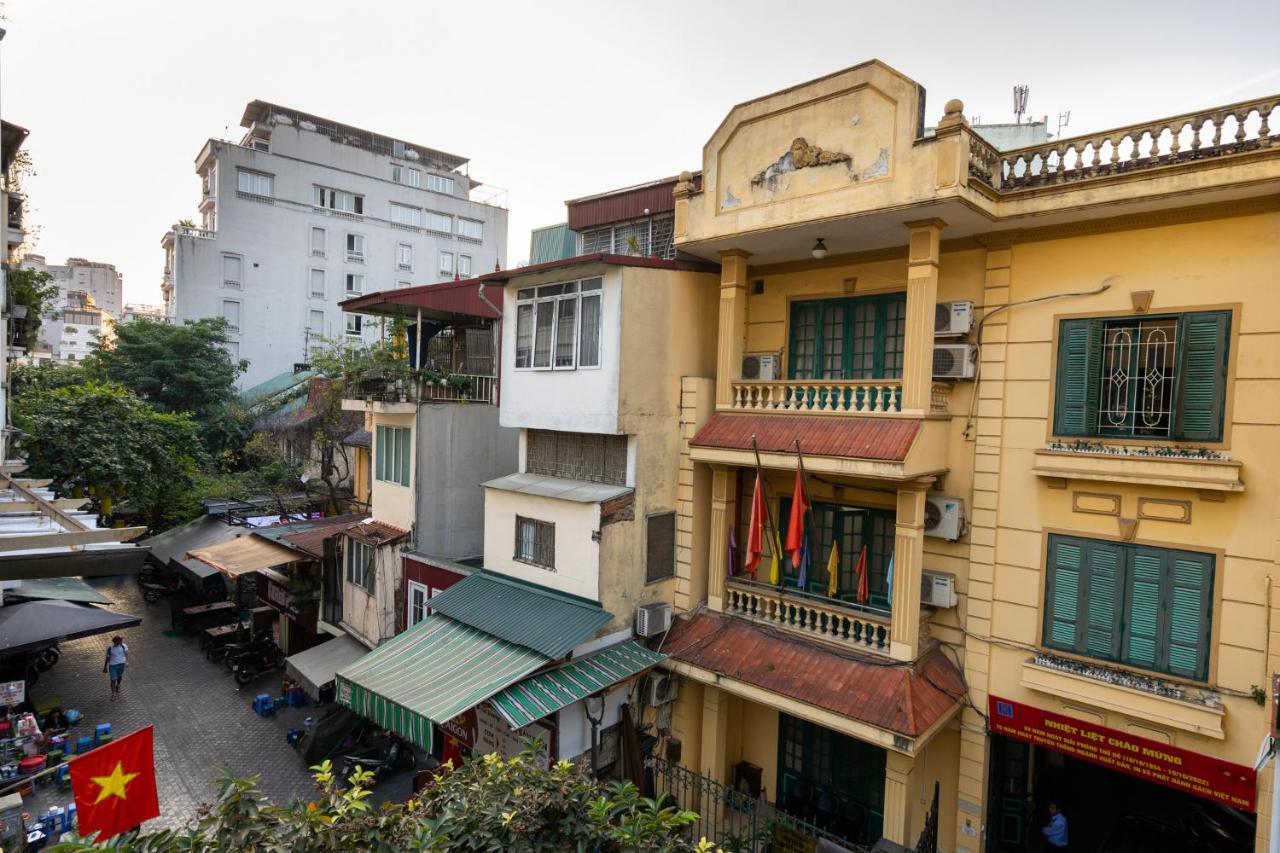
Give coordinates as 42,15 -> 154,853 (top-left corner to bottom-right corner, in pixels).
350,372 -> 496,406
730,379 -> 903,415
724,576 -> 891,654
173,224 -> 216,239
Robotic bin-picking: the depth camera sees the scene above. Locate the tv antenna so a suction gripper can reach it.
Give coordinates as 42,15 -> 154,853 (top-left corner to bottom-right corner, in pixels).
1013,85 -> 1030,124
1057,110 -> 1072,139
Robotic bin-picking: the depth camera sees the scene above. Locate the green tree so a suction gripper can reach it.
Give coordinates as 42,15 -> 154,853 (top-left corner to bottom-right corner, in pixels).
6,266 -> 60,350
85,317 -> 248,456
9,359 -> 85,397
54,748 -> 710,852
11,381 -> 203,527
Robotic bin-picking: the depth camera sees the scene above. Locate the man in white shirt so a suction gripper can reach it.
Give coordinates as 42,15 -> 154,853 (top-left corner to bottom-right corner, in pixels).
103,636 -> 129,699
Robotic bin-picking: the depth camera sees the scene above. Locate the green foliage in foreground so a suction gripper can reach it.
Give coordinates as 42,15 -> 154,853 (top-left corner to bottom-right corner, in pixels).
51,748 -> 715,853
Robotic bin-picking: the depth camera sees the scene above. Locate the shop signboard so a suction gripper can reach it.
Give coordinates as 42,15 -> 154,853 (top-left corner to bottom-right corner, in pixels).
475,703 -> 552,770
0,680 -> 23,707
989,695 -> 1256,812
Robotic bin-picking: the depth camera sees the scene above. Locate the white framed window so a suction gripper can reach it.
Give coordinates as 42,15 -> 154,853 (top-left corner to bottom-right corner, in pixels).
345,313 -> 363,338
309,268 -> 326,298
310,226 -> 326,257
308,309 -> 325,333
457,218 -> 483,241
406,168 -> 421,188
458,255 -> 472,277
346,273 -> 364,295
221,254 -> 243,289
426,173 -> 455,195
439,251 -> 453,275
397,243 -> 414,271
236,169 -> 273,197
375,425 -> 411,486
425,211 -> 452,234
314,185 -> 364,215
391,203 -> 422,228
345,539 -> 375,594
407,580 -> 429,627
515,277 -> 602,371
391,164 -> 403,184
221,299 -> 241,333
346,233 -> 365,261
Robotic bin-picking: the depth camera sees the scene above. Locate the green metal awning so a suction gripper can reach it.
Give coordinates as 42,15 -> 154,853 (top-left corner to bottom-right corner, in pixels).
335,615 -> 546,751
8,576 -> 112,604
490,641 -> 666,730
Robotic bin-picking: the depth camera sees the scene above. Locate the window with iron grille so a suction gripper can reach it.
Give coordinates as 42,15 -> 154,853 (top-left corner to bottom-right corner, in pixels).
514,516 -> 555,570
577,212 -> 675,259
525,430 -> 627,485
1054,311 -> 1231,441
645,512 -> 676,582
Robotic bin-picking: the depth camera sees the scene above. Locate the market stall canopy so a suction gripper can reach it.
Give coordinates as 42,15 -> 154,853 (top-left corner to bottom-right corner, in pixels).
7,576 -> 112,605
336,615 -> 547,751
0,600 -> 141,654
188,535 -> 304,578
138,516 -> 240,566
285,634 -> 369,697
490,641 -> 666,730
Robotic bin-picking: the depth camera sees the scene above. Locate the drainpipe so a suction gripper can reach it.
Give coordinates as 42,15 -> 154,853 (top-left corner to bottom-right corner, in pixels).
476,281 -> 500,318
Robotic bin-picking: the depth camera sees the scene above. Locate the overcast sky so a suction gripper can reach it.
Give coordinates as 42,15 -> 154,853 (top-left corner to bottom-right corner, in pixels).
5,0 -> 1279,305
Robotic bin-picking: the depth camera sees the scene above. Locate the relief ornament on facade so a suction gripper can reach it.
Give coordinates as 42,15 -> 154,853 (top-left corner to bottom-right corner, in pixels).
751,137 -> 854,193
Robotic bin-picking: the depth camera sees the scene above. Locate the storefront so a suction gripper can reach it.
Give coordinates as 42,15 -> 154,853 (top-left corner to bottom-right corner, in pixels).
777,713 -> 886,844
436,704 -> 554,770
985,696 -> 1256,852
258,574 -> 319,656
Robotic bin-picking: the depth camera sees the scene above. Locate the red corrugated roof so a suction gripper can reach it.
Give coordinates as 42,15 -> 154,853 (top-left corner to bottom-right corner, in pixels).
485,253 -> 719,283
276,514 -> 370,558
689,414 -> 919,462
346,520 -> 410,547
664,612 -> 964,737
339,277 -> 502,319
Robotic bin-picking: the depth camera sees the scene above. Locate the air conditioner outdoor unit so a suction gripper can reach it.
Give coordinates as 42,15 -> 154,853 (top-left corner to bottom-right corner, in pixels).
932,344 -> 978,380
635,602 -> 672,638
934,301 -> 974,337
921,570 -> 958,608
646,672 -> 679,706
923,495 -> 966,541
741,353 -> 781,381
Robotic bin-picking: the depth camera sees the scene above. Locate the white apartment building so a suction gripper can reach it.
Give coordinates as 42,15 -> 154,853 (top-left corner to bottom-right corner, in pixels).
21,254 -> 123,361
162,100 -> 508,389
122,303 -> 165,323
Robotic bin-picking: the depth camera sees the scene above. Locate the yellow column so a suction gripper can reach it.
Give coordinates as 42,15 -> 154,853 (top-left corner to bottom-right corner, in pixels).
715,250 -> 750,407
890,485 -> 927,661
699,684 -> 730,783
883,751 -> 920,845
706,465 -> 732,611
901,220 -> 945,414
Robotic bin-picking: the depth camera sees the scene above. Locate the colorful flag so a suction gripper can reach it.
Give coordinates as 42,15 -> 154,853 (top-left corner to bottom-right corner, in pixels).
727,526 -> 738,577
70,726 -> 160,841
744,472 -> 765,574
784,467 -> 810,568
855,546 -> 870,604
768,547 -> 781,585
796,536 -> 810,589
885,552 -> 895,605
825,542 -> 840,598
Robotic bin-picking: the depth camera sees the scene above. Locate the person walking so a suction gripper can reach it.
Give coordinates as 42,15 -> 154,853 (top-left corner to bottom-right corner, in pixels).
1041,801 -> 1068,850
103,636 -> 129,699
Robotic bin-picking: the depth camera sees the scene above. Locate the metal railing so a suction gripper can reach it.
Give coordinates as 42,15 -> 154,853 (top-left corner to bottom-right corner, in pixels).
649,757 -> 872,852
350,373 -> 497,406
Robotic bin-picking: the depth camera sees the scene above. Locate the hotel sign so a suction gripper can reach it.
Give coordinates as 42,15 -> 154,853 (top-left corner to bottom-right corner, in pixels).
989,695 -> 1256,812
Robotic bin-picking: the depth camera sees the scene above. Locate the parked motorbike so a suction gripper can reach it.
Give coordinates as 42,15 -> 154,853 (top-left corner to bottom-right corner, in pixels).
32,644 -> 59,672
232,639 -> 286,685
138,577 -> 176,603
136,565 -> 180,590
339,733 -> 416,785
223,631 -> 277,671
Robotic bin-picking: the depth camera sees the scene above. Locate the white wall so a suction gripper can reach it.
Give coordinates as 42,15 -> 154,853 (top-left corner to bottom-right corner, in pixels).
341,539 -> 400,647
498,267 -> 622,434
556,683 -> 632,761
369,410 -> 416,532
170,126 -> 508,389
482,488 -> 601,602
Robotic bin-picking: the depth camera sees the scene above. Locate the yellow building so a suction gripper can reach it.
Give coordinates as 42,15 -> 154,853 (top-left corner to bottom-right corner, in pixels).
661,59 -> 1280,852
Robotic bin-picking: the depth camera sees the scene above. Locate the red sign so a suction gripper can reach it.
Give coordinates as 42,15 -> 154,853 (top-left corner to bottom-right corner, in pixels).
989,695 -> 1256,812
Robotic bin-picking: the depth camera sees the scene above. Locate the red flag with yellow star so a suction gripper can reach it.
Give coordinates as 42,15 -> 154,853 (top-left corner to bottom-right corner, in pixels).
69,725 -> 160,840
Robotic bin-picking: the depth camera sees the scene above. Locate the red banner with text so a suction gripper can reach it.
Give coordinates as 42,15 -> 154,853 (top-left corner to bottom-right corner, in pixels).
989,695 -> 1256,812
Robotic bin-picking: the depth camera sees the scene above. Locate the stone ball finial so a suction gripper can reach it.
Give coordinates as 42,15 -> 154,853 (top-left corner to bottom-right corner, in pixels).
944,98 -> 965,117
678,171 -> 693,182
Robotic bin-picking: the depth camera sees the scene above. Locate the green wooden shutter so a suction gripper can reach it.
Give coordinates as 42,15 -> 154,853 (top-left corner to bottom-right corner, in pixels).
1174,311 -> 1230,442
1053,318 -> 1104,436
1122,547 -> 1164,670
1044,537 -> 1083,651
1082,540 -> 1124,660
1164,551 -> 1213,680
397,428 -> 411,486
375,426 -> 386,481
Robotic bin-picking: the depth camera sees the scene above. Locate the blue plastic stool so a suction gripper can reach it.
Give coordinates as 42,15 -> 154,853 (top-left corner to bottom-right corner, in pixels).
94,723 -> 112,745
75,736 -> 93,754
252,693 -> 274,717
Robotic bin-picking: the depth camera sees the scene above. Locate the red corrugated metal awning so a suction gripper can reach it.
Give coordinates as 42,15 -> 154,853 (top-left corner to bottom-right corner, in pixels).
664,612 -> 964,738
339,278 -> 501,320
689,413 -> 920,462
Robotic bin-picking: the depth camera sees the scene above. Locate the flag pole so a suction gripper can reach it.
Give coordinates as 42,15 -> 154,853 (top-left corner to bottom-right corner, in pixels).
750,436 -> 784,559
794,438 -> 819,589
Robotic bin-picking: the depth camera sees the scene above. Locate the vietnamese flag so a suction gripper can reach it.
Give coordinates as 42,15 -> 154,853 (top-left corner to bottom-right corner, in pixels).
744,471 -> 766,574
784,467 -> 809,569
69,726 -> 160,841
854,546 -> 870,604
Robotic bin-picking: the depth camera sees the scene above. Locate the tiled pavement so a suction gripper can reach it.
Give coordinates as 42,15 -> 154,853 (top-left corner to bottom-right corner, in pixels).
26,575 -> 334,833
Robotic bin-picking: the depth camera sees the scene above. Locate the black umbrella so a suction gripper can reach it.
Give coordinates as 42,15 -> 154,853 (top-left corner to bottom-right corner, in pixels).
0,599 -> 141,655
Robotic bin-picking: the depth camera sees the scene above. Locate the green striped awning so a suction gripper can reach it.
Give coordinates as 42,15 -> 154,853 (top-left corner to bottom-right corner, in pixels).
490,641 -> 666,730
335,615 -> 547,751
